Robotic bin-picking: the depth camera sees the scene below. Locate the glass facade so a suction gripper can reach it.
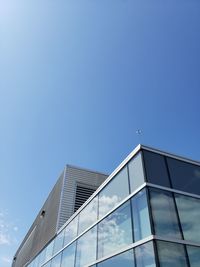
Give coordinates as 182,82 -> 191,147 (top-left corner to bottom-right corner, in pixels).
131,189 -> 151,241
98,166 -> 129,219
128,152 -> 145,192
98,200 -> 133,258
27,147 -> 200,267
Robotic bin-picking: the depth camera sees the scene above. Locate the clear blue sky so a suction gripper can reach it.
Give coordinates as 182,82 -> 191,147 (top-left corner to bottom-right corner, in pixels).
0,0 -> 200,265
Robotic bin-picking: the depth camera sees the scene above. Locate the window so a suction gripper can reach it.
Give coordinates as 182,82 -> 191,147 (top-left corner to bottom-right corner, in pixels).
53,230 -> 65,255
99,166 -> 129,219
64,216 -> 78,246
98,200 -> 133,259
128,152 -> 145,192
149,188 -> 182,239
167,157 -> 200,195
61,242 -> 76,267
156,241 -> 188,267
78,197 -> 98,235
187,245 -> 200,267
38,248 -> 46,266
175,194 -> 200,243
45,240 -> 54,262
135,242 -> 156,267
131,189 -> 151,241
43,261 -> 51,267
97,249 -> 135,267
143,151 -> 170,187
75,226 -> 97,267
51,252 -> 62,267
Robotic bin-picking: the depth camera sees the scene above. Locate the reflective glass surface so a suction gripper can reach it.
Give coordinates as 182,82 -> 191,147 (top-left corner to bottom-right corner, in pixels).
53,230 -> 65,255
45,240 -> 54,262
131,189 -> 151,241
97,249 -> 135,267
51,252 -> 62,267
175,194 -> 200,243
64,216 -> 78,246
128,152 -> 145,192
61,242 -> 76,267
167,157 -> 200,195
75,226 -> 97,267
99,166 -> 129,219
149,188 -> 182,239
78,196 -> 98,235
156,241 -> 188,267
38,248 -> 46,266
135,242 -> 156,267
98,200 -> 133,259
143,151 -> 170,187
187,245 -> 200,267
43,261 -> 51,267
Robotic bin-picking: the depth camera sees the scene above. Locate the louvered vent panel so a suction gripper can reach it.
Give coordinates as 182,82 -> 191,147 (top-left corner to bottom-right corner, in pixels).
74,185 -> 96,212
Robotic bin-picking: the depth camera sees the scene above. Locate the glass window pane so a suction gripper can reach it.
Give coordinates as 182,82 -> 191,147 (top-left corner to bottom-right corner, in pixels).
51,252 -> 62,267
61,242 -> 76,267
175,194 -> 200,243
167,157 -> 200,195
187,245 -> 200,267
143,151 -> 170,187
32,257 -> 39,267
45,240 -> 54,262
157,241 -> 188,267
78,196 -> 98,235
131,189 -> 151,241
75,226 -> 97,267
43,261 -> 51,267
38,248 -> 46,266
135,242 -> 156,267
149,188 -> 182,239
53,230 -> 65,255
97,249 -> 135,267
64,216 -> 78,246
99,166 -> 129,219
129,152 -> 145,192
98,200 -> 133,259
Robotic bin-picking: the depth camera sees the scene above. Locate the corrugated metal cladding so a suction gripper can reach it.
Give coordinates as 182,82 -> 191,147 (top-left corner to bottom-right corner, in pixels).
57,165 -> 108,230
12,171 -> 64,267
12,165 -> 108,267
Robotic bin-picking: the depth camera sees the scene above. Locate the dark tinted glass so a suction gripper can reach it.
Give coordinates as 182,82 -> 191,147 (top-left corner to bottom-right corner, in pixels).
97,249 -> 135,267
157,241 -> 188,267
149,188 -> 182,239
135,242 -> 156,267
143,151 -> 170,187
167,157 -> 200,195
175,194 -> 200,243
98,201 -> 133,259
187,245 -> 200,267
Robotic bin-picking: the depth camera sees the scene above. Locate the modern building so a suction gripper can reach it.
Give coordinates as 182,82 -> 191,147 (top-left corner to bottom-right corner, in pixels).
12,165 -> 108,267
13,144 -> 200,267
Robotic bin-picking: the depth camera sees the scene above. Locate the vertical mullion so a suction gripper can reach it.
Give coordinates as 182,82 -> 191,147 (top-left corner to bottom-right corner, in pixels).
127,163 -> 135,244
